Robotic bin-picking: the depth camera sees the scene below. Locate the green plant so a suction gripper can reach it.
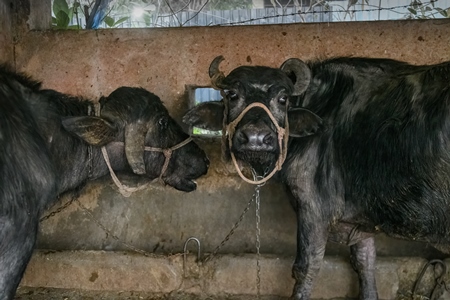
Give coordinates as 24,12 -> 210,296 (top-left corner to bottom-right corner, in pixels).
103,15 -> 129,28
52,0 -> 81,29
52,0 -> 130,29
406,0 -> 450,18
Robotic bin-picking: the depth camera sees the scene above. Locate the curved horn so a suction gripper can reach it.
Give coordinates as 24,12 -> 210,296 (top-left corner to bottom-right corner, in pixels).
280,58 -> 311,96
124,122 -> 147,175
209,56 -> 226,90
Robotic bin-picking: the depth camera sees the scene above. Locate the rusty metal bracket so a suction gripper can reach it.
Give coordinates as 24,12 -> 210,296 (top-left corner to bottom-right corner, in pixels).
183,237 -> 202,278
413,259 -> 448,300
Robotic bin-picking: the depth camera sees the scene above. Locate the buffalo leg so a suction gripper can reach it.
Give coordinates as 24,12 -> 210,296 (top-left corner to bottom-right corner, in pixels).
291,209 -> 328,300
0,214 -> 38,300
350,237 -> 378,300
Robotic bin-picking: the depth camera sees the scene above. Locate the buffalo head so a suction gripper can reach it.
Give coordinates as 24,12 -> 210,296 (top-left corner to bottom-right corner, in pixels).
62,87 -> 209,192
183,56 -> 322,179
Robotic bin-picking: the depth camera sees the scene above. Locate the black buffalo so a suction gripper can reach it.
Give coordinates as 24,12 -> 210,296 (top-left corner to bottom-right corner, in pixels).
0,64 -> 209,299
183,56 -> 450,299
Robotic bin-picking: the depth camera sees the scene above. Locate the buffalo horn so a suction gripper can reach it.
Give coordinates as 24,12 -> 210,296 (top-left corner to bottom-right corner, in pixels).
280,58 -> 311,96
124,122 -> 147,175
209,56 -> 226,89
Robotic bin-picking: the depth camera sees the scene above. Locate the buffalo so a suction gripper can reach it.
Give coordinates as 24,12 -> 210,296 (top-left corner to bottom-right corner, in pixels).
0,64 -> 209,299
183,55 -> 450,299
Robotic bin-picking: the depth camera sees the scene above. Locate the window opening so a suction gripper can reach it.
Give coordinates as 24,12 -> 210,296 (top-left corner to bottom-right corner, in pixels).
188,86 -> 222,136
52,0 -> 450,30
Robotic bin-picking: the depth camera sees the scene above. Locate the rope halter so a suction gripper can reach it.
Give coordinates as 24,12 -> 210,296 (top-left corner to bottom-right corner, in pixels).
93,102 -> 194,197
101,137 -> 193,197
225,102 -> 289,185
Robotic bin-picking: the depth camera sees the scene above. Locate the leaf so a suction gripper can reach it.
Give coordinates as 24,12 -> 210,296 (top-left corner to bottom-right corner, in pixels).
143,13 -> 152,26
55,10 -> 70,28
408,7 -> 417,14
114,16 -> 129,27
435,7 -> 448,17
104,16 -> 115,27
53,0 -> 70,17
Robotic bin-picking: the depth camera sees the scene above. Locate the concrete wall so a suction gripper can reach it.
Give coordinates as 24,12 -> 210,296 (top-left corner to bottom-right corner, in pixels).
0,0 -> 51,66
10,7 -> 450,259
0,0 -> 13,62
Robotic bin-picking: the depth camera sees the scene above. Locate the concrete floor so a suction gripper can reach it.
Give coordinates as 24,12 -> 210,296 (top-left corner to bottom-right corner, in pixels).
13,288 -> 444,300
15,288 -> 292,300
17,250 -> 450,300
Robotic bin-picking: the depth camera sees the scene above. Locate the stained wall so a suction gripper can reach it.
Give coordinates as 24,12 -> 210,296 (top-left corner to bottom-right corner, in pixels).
0,0 -> 13,63
8,2 -> 450,258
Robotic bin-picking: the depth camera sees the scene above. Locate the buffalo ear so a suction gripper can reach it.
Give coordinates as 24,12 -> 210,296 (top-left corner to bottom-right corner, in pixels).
182,100 -> 224,131
280,58 -> 311,96
288,108 -> 324,138
62,116 -> 118,146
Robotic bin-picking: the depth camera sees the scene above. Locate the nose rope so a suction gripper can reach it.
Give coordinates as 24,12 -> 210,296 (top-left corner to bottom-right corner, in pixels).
101,137 -> 193,197
144,136 -> 194,181
94,102 -> 193,197
225,102 -> 289,185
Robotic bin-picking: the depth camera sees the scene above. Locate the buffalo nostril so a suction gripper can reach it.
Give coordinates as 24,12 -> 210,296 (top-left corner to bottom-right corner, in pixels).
243,130 -> 275,149
236,131 -> 249,144
263,133 -> 274,145
247,131 -> 273,146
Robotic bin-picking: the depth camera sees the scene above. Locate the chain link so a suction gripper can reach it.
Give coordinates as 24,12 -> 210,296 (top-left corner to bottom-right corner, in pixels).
202,190 -> 256,263
255,182 -> 262,299
40,189 -> 159,257
40,165 -> 266,298
39,194 -> 77,222
203,169 -> 268,264
74,199 -> 159,258
253,169 -> 265,299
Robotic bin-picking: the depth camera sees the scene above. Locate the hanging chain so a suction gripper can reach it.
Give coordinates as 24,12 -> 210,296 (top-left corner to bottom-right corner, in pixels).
253,169 -> 264,299
41,162 -> 267,298
255,183 -> 262,298
39,194 -> 77,222
202,190 -> 256,263
74,198 -> 159,258
203,170 -> 267,265
41,192 -> 160,258
201,169 -> 266,298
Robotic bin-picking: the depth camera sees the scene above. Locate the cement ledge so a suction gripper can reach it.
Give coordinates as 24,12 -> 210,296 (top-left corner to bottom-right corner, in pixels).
19,250 -> 450,299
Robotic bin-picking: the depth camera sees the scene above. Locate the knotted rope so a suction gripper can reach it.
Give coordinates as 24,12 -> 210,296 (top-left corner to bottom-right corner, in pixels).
101,137 -> 193,197
95,102 -> 193,197
224,102 -> 289,185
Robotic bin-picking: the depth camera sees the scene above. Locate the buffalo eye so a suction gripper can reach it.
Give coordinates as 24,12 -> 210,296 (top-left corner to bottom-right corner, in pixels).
225,90 -> 239,101
158,116 -> 168,130
278,95 -> 288,105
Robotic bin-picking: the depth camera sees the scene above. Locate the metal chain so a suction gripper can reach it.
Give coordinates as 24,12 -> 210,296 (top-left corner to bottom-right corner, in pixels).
74,198 -> 159,258
253,169 -> 264,299
202,190 -> 256,263
39,194 -> 78,222
41,162 -> 266,297
41,111 -> 94,223
255,181 -> 262,299
40,192 -> 164,258
202,169 -> 268,264
201,169 -> 265,299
